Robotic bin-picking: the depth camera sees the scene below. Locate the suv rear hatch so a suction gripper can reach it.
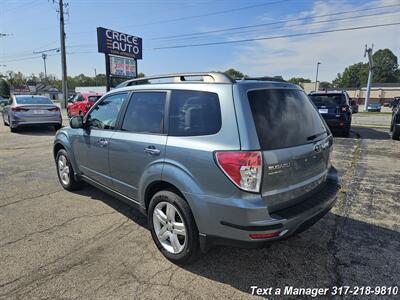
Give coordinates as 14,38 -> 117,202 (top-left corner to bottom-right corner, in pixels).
247,88 -> 332,212
309,93 -> 346,119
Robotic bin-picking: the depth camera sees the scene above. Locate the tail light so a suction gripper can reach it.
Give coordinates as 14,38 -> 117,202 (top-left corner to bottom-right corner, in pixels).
249,232 -> 281,239
215,151 -> 262,193
340,105 -> 349,112
11,107 -> 29,112
48,107 -> 60,112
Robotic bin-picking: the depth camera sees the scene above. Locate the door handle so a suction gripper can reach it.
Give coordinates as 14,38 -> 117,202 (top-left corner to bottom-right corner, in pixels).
144,146 -> 161,156
98,138 -> 108,147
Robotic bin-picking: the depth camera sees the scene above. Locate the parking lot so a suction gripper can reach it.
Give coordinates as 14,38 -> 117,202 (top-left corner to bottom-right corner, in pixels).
0,114 -> 399,299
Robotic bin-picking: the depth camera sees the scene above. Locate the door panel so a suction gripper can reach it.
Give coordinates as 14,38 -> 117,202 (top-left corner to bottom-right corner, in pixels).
108,91 -> 167,200
72,92 -> 127,187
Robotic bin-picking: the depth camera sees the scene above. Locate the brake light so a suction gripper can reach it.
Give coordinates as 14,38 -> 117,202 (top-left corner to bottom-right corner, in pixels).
48,107 -> 60,112
341,106 -> 349,112
215,151 -> 262,193
11,107 -> 29,112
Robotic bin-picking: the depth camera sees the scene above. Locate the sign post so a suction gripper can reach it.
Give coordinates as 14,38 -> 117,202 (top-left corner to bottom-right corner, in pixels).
97,27 -> 142,91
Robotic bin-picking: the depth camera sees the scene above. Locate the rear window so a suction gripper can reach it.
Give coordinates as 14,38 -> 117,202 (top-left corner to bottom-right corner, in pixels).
309,94 -> 346,106
169,90 -> 221,136
16,96 -> 52,105
248,89 -> 327,150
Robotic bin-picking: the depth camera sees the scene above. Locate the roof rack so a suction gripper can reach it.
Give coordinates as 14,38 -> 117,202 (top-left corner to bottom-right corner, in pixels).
236,76 -> 287,83
117,72 -> 234,88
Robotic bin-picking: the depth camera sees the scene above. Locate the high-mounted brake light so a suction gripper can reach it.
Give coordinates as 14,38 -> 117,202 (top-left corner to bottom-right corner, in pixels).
215,151 -> 262,193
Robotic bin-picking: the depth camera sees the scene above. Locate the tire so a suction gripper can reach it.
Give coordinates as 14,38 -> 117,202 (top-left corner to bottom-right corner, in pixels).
9,118 -> 17,132
392,124 -> 400,140
56,149 -> 81,190
3,115 -> 8,126
342,127 -> 350,137
148,190 -> 200,265
54,124 -> 62,131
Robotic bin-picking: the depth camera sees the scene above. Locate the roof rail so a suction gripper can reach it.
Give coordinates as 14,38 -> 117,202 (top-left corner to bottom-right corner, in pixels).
116,72 -> 234,88
236,76 -> 287,83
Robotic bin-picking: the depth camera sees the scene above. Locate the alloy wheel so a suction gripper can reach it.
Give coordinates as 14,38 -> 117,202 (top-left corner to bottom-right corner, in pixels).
58,155 -> 70,186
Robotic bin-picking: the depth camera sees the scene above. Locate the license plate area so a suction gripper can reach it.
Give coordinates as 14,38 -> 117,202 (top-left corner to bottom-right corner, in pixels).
33,110 -> 44,114
318,109 -> 328,114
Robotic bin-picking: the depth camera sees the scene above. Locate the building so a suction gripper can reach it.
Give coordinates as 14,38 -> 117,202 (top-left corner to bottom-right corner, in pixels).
302,82 -> 400,104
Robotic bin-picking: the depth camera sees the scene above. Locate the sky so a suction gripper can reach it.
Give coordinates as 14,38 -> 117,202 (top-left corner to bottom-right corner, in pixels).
0,0 -> 399,82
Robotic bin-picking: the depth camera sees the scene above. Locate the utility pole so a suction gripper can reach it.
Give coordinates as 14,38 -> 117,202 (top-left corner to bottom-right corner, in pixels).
364,44 -> 374,112
315,62 -> 321,91
57,0 -> 68,108
93,68 -> 97,85
42,54 -> 48,81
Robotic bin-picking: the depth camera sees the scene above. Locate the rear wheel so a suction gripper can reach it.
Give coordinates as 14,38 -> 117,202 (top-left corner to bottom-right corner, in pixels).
54,124 -> 62,131
9,117 -> 17,132
392,125 -> 400,140
56,149 -> 81,190
148,190 -> 200,264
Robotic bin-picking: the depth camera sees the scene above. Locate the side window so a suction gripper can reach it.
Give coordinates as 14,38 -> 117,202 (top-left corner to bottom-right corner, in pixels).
121,92 -> 166,134
87,93 -> 126,130
169,90 -> 221,136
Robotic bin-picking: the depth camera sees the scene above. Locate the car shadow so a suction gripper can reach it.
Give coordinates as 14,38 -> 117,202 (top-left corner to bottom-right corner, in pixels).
13,126 -> 59,136
72,185 -> 399,294
352,126 -> 390,140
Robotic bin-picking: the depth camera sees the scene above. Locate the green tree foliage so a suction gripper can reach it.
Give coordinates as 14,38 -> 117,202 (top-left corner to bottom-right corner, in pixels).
287,77 -> 311,85
319,81 -> 332,89
224,68 -> 245,79
372,49 -> 399,83
0,79 -> 10,98
333,48 -> 399,88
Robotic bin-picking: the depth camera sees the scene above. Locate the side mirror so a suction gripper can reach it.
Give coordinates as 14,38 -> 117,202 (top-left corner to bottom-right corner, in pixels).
70,116 -> 84,128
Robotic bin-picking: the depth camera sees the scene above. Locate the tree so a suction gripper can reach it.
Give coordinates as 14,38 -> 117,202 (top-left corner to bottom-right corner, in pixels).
332,62 -> 368,88
319,81 -> 332,89
224,68 -> 245,79
0,79 -> 10,98
372,49 -> 399,83
288,77 -> 311,85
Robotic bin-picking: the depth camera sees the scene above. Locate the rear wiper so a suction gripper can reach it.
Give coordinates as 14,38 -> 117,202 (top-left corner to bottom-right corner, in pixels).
307,131 -> 326,141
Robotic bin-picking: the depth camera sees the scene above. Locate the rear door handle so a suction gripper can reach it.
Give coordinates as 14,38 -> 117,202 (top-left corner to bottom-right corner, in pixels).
98,138 -> 108,147
144,146 -> 161,156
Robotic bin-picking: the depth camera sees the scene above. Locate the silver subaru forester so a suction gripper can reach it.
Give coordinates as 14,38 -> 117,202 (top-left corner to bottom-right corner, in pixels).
53,72 -> 339,264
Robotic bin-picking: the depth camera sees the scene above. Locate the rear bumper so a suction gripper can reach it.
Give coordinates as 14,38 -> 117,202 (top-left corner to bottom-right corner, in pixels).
11,114 -> 62,127
324,119 -> 350,129
192,167 -> 340,252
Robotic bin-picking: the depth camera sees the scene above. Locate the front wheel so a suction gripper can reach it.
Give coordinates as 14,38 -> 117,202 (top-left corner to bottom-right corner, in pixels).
148,191 -> 200,264
56,149 -> 81,190
54,124 -> 62,131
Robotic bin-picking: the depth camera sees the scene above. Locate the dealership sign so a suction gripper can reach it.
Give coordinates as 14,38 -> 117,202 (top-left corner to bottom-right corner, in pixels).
97,27 -> 142,59
110,55 -> 137,78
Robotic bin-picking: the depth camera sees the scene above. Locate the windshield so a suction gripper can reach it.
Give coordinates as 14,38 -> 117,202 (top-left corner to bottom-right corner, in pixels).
309,94 -> 346,106
16,96 -> 53,105
248,89 -> 328,150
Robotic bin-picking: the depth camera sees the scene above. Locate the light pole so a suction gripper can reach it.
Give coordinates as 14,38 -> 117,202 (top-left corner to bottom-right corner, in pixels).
93,68 -> 97,85
42,54 -> 48,81
315,62 -> 321,91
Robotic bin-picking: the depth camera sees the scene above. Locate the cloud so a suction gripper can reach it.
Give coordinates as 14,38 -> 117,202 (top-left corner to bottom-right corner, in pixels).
230,0 -> 400,81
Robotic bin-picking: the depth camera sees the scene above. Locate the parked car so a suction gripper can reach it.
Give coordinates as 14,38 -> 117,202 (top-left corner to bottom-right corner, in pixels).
53,72 -> 340,264
367,102 -> 381,112
391,97 -> 400,109
67,92 -> 103,117
0,96 -> 9,107
2,95 -> 62,132
308,91 -> 352,137
390,101 -> 400,140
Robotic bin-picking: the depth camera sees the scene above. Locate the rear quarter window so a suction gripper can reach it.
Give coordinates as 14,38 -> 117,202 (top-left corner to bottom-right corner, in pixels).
248,89 -> 327,150
169,90 -> 221,136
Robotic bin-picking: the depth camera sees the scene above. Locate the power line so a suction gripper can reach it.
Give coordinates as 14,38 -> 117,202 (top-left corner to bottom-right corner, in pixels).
152,22 -> 400,50
159,10 -> 400,42
151,3 -> 400,40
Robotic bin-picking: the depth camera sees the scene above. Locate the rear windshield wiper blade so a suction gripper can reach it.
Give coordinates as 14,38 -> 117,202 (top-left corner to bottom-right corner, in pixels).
307,131 -> 326,141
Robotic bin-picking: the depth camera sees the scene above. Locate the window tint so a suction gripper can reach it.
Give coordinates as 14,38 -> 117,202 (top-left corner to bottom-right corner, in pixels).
122,92 -> 166,134
87,96 -> 101,102
248,89 -> 327,150
169,90 -> 221,136
309,94 -> 346,106
16,96 -> 52,105
87,93 -> 126,130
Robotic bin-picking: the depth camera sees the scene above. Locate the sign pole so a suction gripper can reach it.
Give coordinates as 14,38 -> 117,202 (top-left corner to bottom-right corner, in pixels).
105,54 -> 111,92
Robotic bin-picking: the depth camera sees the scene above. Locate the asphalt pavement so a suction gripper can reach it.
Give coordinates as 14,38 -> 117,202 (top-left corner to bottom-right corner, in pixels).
0,119 -> 399,299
